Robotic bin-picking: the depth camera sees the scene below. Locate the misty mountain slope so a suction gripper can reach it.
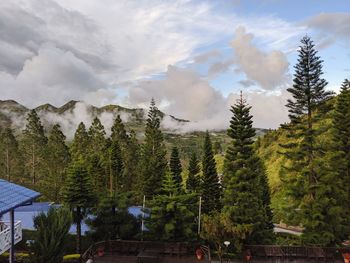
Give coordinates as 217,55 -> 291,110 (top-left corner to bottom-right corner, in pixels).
0,99 -> 268,160
0,99 -> 195,138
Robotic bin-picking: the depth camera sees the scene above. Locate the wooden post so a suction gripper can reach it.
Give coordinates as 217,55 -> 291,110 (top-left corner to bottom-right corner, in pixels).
198,196 -> 202,235
141,195 -> 145,240
10,209 -> 14,263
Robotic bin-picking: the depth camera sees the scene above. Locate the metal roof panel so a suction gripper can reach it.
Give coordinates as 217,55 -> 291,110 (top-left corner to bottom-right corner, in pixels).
0,180 -> 40,215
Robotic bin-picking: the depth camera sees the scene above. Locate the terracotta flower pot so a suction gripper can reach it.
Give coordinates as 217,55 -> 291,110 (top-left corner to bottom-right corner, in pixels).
196,248 -> 204,260
97,246 -> 105,257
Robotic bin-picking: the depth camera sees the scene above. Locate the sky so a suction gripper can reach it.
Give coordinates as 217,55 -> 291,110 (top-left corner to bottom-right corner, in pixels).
0,0 -> 350,129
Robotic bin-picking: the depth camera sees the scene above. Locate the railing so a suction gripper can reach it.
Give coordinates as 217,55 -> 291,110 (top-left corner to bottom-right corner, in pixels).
244,245 -> 350,262
82,240 -> 211,263
0,221 -> 22,255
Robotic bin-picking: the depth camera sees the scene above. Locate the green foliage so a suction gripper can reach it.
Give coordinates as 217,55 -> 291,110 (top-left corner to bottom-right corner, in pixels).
169,146 -> 182,189
88,117 -> 107,155
201,212 -> 248,261
87,153 -> 106,196
62,158 -> 95,255
111,115 -> 140,196
70,122 -> 89,161
0,127 -> 23,183
330,79 -> 350,239
107,140 -> 124,195
146,172 -> 196,241
21,109 -> 47,186
223,94 -> 274,248
201,131 -> 221,215
186,152 -> 201,193
86,194 -> 140,241
29,207 -> 72,263
139,99 -> 167,197
43,124 -> 70,202
281,36 -> 343,246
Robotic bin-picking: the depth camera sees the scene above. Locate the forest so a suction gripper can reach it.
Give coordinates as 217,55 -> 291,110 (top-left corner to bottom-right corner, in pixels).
1,36 -> 350,261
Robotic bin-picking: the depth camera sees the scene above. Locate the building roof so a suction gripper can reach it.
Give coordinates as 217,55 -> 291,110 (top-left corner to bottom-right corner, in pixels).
0,180 -> 40,215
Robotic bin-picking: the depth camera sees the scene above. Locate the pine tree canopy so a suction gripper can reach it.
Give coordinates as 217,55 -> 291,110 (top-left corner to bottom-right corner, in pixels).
140,99 -> 167,197
286,36 -> 332,124
281,36 -> 344,246
186,152 -> 201,193
63,158 -> 95,208
223,93 -> 274,246
169,146 -> 182,189
0,128 -> 22,182
44,124 -> 70,202
201,131 -> 221,215
147,173 -> 196,241
70,122 -> 89,161
88,117 -> 106,154
21,109 -> 47,185
111,115 -> 129,144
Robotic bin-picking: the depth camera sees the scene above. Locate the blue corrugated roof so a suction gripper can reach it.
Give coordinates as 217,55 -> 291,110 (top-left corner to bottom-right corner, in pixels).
0,180 -> 40,215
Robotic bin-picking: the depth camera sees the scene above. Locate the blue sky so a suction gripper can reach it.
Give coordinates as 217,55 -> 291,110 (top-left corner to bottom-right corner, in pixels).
1,0 -> 350,129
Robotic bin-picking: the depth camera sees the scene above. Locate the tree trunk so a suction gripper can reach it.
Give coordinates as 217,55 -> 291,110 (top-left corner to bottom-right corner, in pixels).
32,142 -> 36,185
6,147 -> 10,182
76,206 -> 82,263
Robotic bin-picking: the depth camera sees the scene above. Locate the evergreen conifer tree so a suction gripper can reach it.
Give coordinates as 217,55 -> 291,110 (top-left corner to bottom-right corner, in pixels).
111,115 -> 129,143
108,140 -> 124,195
87,194 -> 140,241
328,79 -> 350,241
88,117 -> 107,155
0,128 -> 22,182
111,116 -> 140,194
201,131 -> 221,215
169,146 -> 182,189
281,36 -> 342,245
21,109 -> 47,186
147,172 -> 196,241
186,152 -> 201,193
87,154 -> 106,196
139,99 -> 167,197
70,122 -> 89,161
223,93 -> 274,246
62,158 -> 95,257
44,124 -> 70,202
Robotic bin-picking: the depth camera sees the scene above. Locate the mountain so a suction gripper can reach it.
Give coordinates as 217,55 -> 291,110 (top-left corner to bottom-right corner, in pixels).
0,99 -> 268,160
0,99 -> 191,132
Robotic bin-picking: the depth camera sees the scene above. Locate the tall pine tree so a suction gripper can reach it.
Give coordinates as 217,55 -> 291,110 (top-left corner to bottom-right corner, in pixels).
0,128 -> 22,183
21,109 -> 47,186
43,124 -> 70,202
111,116 -> 140,195
88,117 -> 107,155
186,152 -> 201,193
70,122 -> 89,161
62,158 -> 95,258
146,172 -> 196,241
201,131 -> 221,215
107,140 -> 124,195
169,146 -> 182,190
328,79 -> 350,242
223,93 -> 274,247
139,99 -> 167,197
281,36 -> 342,245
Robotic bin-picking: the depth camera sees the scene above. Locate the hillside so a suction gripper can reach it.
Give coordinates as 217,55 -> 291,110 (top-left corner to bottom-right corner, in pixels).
255,99 -> 335,223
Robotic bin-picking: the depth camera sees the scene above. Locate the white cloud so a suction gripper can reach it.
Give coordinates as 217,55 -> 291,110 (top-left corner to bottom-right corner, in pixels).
305,13 -> 350,48
0,0 -> 303,128
1,45 -> 109,108
231,26 -> 290,90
